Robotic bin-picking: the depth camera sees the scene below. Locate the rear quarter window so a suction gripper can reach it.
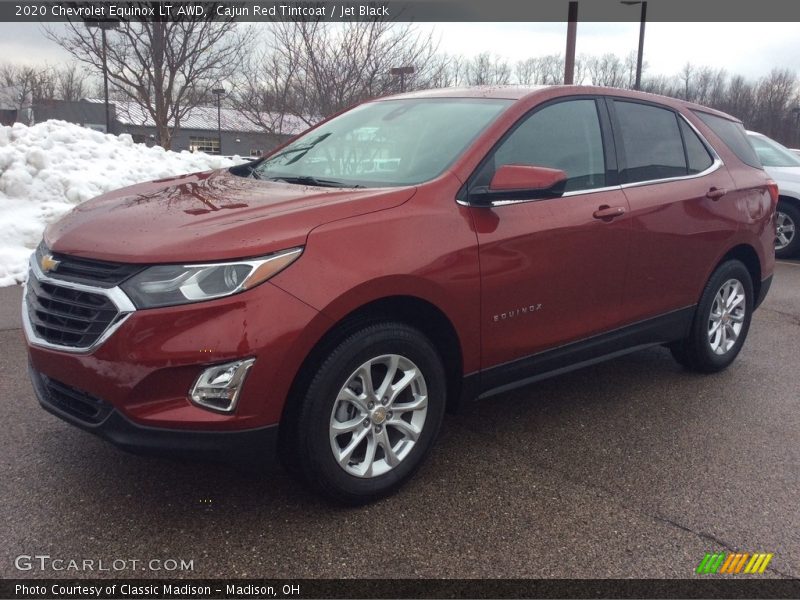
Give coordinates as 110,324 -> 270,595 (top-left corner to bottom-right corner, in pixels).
693,111 -> 762,168
678,118 -> 714,174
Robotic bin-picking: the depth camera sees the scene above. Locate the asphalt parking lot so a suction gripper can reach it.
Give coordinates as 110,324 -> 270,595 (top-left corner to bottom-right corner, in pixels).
1,262 -> 798,580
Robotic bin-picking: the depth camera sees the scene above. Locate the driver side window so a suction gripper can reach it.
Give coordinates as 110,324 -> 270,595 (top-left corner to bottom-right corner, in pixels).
473,99 -> 607,192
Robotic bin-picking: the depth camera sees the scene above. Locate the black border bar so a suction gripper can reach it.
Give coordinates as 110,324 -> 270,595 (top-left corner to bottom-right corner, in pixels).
3,0 -> 800,22
4,579 -> 800,599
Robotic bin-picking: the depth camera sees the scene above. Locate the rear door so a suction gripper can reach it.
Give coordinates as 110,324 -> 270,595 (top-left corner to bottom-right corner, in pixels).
468,97 -> 632,370
609,99 -> 738,322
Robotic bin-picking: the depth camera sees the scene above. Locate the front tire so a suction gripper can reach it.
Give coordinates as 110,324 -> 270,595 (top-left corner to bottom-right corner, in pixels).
282,322 -> 446,505
670,260 -> 753,373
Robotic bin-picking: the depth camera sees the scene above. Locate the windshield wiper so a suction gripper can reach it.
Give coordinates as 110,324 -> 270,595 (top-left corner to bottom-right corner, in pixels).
268,176 -> 364,189
267,133 -> 332,164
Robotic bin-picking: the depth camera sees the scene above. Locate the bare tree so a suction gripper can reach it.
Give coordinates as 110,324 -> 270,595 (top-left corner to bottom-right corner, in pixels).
463,52 -> 511,86
0,64 -> 59,108
56,63 -> 90,102
587,54 -> 625,88
514,54 -> 566,85
47,3 -> 253,148
753,68 -> 798,139
232,21 -> 440,131
678,62 -> 695,101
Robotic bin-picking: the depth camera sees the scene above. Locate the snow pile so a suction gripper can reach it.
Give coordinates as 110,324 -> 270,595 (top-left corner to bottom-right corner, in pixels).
0,120 -> 243,286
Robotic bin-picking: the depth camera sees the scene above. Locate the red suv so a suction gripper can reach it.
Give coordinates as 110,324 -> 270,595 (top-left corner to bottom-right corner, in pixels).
24,86 -> 776,503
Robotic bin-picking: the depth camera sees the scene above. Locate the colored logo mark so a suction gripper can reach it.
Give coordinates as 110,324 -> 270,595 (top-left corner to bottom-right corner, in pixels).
696,552 -> 774,574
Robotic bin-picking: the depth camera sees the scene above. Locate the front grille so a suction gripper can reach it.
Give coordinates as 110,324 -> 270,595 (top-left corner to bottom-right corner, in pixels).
35,244 -> 143,287
31,369 -> 112,425
26,275 -> 120,348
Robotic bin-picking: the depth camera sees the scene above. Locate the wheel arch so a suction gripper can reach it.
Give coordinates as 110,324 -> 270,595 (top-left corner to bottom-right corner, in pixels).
710,243 -> 762,304
778,194 -> 800,212
280,294 -> 466,436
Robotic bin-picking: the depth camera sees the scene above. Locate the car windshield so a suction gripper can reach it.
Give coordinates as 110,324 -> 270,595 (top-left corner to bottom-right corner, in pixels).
748,134 -> 800,168
250,98 -> 513,187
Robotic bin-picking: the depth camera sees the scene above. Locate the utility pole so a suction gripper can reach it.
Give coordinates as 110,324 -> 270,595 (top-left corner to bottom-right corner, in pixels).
213,88 -> 225,155
621,1 -> 647,90
564,2 -> 578,85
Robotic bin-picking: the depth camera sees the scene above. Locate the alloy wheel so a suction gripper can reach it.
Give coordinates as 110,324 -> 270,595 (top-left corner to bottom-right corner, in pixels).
329,354 -> 428,478
775,210 -> 796,251
707,279 -> 746,355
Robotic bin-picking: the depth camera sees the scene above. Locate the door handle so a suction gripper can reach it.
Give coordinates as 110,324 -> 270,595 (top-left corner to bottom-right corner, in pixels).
706,187 -> 727,200
593,205 -> 626,221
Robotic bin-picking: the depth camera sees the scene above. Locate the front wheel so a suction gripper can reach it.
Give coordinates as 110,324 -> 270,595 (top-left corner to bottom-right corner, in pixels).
282,322 -> 446,504
670,260 -> 753,373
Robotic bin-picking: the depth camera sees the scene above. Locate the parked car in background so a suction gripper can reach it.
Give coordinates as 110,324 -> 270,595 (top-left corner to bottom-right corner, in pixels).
791,148 -> 800,158
24,87 -> 777,503
747,131 -> 800,258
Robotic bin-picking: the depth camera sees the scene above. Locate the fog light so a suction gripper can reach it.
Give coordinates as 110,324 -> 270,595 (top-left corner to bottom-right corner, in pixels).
190,358 -> 256,413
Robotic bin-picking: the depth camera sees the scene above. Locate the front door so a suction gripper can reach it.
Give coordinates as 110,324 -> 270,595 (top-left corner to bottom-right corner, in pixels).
467,98 -> 631,372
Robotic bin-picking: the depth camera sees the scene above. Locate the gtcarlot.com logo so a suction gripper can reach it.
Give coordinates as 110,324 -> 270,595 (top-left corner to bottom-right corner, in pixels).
15,555 -> 194,572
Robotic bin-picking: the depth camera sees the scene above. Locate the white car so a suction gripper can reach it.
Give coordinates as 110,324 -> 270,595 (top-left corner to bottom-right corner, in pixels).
747,131 -> 800,258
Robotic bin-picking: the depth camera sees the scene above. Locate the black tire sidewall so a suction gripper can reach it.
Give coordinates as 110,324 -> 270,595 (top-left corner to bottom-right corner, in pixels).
298,323 -> 446,503
691,260 -> 753,370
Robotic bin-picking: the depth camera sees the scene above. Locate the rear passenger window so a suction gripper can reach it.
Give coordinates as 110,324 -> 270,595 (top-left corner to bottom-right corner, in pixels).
693,111 -> 761,168
614,101 -> 687,183
679,119 -> 714,174
473,99 -> 606,192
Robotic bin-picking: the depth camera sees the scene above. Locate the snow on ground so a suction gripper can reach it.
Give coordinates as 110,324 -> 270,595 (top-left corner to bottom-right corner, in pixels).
0,120 -> 243,286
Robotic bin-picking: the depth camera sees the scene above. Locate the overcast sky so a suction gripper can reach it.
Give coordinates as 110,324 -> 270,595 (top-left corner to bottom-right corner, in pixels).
0,21 -> 797,81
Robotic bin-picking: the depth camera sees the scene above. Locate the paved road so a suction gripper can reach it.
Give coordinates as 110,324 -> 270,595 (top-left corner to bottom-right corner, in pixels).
2,263 -> 799,579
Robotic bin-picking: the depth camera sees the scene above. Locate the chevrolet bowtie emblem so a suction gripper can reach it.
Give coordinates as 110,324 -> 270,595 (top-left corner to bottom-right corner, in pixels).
40,254 -> 61,273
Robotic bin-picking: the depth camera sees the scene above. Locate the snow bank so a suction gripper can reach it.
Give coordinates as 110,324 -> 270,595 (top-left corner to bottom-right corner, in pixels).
0,120 -> 243,286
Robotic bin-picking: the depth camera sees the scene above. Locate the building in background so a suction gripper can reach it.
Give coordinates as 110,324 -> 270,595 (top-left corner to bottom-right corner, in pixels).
0,84 -> 21,126
20,98 -> 306,157
27,99 -> 109,131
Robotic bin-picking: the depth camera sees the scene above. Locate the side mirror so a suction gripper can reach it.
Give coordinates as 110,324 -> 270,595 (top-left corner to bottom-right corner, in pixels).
469,165 -> 568,206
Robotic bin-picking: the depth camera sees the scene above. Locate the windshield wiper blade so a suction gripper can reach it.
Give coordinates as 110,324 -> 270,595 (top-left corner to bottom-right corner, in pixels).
268,176 -> 364,188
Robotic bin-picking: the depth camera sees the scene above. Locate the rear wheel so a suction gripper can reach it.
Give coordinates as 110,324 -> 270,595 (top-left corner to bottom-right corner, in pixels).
775,201 -> 799,259
670,260 -> 753,373
282,322 -> 446,504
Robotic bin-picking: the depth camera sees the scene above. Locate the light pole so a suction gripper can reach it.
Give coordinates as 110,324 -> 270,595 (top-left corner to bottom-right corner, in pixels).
86,21 -> 119,133
621,1 -> 647,90
212,87 -> 225,155
792,107 -> 800,147
564,1 -> 578,84
390,66 -> 415,93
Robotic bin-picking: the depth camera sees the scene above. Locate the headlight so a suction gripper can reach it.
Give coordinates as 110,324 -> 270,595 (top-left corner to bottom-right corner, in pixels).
121,247 -> 302,309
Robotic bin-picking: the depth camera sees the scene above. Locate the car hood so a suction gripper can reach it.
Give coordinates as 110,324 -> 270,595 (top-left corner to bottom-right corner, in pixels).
45,169 -> 416,263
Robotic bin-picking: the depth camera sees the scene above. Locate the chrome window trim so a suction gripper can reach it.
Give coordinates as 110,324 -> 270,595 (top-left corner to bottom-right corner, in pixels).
22,255 -> 136,354
618,112 -> 724,190
619,157 -> 723,191
457,112 -> 725,208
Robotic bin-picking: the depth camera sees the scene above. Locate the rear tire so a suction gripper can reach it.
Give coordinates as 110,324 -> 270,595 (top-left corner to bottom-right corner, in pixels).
281,322 -> 446,505
775,201 -> 799,259
670,260 -> 753,373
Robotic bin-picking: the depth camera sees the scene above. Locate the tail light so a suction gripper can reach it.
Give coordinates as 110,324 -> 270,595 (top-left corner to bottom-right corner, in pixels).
766,179 -> 779,208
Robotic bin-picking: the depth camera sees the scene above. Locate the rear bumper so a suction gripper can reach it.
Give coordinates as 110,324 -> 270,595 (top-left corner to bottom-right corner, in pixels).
30,365 -> 278,463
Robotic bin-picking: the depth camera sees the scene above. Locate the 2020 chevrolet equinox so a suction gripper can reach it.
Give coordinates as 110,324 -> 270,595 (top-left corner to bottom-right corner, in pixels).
23,86 -> 776,503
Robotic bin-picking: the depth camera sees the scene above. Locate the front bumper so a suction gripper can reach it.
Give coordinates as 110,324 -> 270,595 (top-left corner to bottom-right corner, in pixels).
24,277 -> 328,430
30,365 -> 279,462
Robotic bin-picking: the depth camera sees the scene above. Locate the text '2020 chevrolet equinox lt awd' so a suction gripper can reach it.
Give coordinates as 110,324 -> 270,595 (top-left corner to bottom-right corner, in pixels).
23,86 -> 776,503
